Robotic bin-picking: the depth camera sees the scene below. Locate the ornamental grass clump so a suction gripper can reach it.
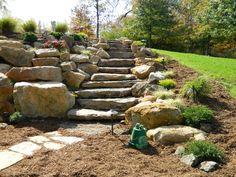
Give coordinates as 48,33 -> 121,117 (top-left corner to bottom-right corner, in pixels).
55,22 -> 68,33
0,17 -> 17,35
159,79 -> 176,90
183,105 -> 214,128
185,140 -> 224,163
22,19 -> 37,32
181,77 -> 211,102
153,90 -> 175,100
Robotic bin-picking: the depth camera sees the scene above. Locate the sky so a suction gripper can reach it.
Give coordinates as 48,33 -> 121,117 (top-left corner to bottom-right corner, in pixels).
6,0 -> 130,27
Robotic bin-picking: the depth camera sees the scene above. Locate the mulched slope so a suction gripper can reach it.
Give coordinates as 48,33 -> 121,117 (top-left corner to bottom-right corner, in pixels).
0,60 -> 236,177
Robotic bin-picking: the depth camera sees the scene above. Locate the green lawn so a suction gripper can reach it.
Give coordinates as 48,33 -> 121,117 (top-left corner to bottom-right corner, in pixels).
153,49 -> 236,98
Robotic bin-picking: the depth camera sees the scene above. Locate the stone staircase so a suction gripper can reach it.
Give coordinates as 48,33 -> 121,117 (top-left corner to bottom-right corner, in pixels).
68,40 -> 140,120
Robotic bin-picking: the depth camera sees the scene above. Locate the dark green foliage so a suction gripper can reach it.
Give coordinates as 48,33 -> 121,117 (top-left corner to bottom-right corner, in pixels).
22,19 -> 37,32
9,112 -> 25,124
55,23 -> 68,33
23,32 -> 37,43
186,140 -> 224,163
183,105 -> 214,128
50,32 -> 64,40
0,17 -> 17,35
181,77 -> 211,101
133,40 -> 146,46
71,32 -> 88,41
159,79 -> 176,89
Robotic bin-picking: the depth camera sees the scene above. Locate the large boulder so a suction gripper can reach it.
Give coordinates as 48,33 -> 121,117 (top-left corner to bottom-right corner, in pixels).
13,82 -> 75,118
87,47 -> 99,54
60,62 -> 76,72
131,82 -> 161,97
96,48 -> 110,59
93,43 -> 110,50
61,35 -> 75,49
131,65 -> 155,79
60,52 -> 70,62
6,66 -> 63,82
0,73 -> 14,114
32,57 -> 59,66
125,102 -> 183,129
140,47 -> 156,57
90,55 -> 101,64
0,47 -> 34,67
77,63 -> 99,75
70,54 -> 90,64
0,40 -> 23,48
148,71 -> 165,84
0,64 -> 11,74
35,48 -> 60,58
71,45 -> 85,54
147,125 -> 206,145
63,71 -> 85,88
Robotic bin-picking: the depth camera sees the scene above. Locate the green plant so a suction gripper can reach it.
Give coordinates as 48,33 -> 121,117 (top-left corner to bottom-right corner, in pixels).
153,90 -> 175,100
133,40 -> 146,46
181,77 -> 211,101
185,140 -> 224,163
163,71 -> 175,79
155,57 -> 168,65
23,32 -> 37,43
165,98 -> 186,111
159,79 -> 176,89
183,105 -> 214,128
50,32 -> 64,40
44,40 -> 67,52
0,17 -> 17,35
9,112 -> 25,124
22,19 -> 37,32
55,22 -> 68,33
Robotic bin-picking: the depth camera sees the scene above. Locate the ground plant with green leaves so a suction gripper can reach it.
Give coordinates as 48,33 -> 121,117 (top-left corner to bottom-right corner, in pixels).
159,79 -> 176,90
22,19 -> 37,32
183,105 -> 214,128
185,140 -> 224,163
23,32 -> 37,43
55,22 -> 68,33
181,77 -> 211,102
0,17 -> 17,35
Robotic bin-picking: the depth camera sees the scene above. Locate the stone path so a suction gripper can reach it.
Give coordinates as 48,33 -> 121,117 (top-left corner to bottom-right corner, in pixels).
68,40 -> 140,120
0,131 -> 83,171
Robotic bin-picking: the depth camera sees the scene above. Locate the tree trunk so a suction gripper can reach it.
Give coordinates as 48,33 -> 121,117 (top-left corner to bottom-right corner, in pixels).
96,0 -> 99,39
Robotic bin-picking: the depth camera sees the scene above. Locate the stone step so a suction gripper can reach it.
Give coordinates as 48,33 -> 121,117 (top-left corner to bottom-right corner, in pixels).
91,73 -> 136,81
68,109 -> 124,120
107,41 -> 123,48
75,88 -> 132,98
98,59 -> 135,67
82,80 -> 139,88
77,97 -> 139,111
99,67 -> 131,74
109,47 -> 131,52
108,51 -> 133,59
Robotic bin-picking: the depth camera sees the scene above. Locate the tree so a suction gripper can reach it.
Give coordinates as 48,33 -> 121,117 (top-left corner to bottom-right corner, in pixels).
134,0 -> 176,47
0,0 -> 8,16
71,4 -> 94,37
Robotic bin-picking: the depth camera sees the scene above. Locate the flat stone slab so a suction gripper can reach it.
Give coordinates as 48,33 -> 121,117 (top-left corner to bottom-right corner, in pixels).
98,59 -> 135,67
0,150 -> 24,171
91,73 -> 136,81
50,136 -> 84,145
68,109 -> 125,120
75,88 -> 132,98
45,131 -> 62,137
60,122 -> 113,135
28,136 -> 51,144
43,142 -> 66,150
9,141 -> 41,156
82,80 -> 139,88
99,67 -> 131,74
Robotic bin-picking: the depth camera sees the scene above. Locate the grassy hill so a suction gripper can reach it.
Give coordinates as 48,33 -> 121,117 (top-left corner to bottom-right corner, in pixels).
153,49 -> 236,98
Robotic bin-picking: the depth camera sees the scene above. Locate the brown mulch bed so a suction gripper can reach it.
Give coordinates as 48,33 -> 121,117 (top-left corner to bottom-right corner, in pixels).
0,60 -> 236,177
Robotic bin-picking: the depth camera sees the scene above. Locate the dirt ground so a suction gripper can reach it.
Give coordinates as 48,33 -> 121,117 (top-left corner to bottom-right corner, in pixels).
0,60 -> 236,177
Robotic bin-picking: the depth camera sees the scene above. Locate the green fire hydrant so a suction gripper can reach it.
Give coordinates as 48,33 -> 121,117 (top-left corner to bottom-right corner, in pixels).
129,123 -> 148,149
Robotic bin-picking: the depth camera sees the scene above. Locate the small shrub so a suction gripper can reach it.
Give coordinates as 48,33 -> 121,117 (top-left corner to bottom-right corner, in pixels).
155,57 -> 168,65
183,105 -> 214,128
133,40 -> 146,46
153,90 -> 175,100
165,98 -> 186,111
0,17 -> 17,35
185,140 -> 224,163
55,22 -> 68,33
22,19 -> 37,32
50,32 -> 64,40
77,32 -> 88,40
159,79 -> 176,90
163,71 -> 175,79
44,40 -> 67,51
9,112 -> 25,124
23,32 -> 37,43
181,77 -> 211,102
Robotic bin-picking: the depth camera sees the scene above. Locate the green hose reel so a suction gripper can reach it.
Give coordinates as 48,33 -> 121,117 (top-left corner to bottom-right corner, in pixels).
129,123 -> 148,149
